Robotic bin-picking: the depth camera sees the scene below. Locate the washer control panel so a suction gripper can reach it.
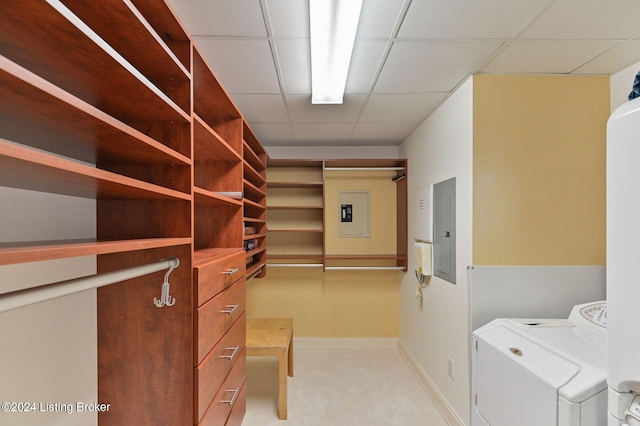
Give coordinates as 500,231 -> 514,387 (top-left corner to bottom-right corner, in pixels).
569,301 -> 607,329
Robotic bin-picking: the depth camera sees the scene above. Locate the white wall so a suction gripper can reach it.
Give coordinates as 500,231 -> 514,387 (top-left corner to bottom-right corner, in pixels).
398,78 -> 474,425
0,187 -> 97,426
611,61 -> 640,113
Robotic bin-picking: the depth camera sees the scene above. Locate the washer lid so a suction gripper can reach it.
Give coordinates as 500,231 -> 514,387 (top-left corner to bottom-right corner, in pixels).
476,325 -> 580,426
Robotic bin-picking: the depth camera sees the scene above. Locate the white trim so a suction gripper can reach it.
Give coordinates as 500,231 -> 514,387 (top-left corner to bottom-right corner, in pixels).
294,337 -> 398,350
397,340 -> 463,426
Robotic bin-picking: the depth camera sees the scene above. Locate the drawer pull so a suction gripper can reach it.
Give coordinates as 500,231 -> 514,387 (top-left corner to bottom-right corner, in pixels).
221,304 -> 239,315
222,268 -> 240,276
220,346 -> 240,361
221,387 -> 239,407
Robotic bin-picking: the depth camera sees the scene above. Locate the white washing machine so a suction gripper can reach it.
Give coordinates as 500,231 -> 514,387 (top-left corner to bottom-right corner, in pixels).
471,302 -> 607,426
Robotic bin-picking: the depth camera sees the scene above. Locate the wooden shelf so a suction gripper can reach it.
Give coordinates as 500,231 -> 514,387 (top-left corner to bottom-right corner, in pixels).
0,1 -> 191,151
0,56 -> 190,168
243,161 -> 266,188
194,115 -> 241,163
0,140 -> 191,200
268,181 -> 324,188
267,254 -> 324,261
244,198 -> 266,211
0,238 -> 191,266
60,0 -> 191,114
242,141 -> 264,175
246,258 -> 266,277
194,187 -> 243,207
268,205 -> 323,210
130,0 -> 192,70
243,232 -> 266,240
324,254 -> 405,261
244,179 -> 265,202
192,47 -> 242,153
267,229 -> 323,233
243,217 -> 266,224
193,247 -> 244,268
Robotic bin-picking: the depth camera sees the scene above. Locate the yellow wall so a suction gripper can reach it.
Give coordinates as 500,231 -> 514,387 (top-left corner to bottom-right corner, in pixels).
473,75 -> 609,265
248,168 -> 401,338
324,169 -> 397,256
246,267 -> 400,337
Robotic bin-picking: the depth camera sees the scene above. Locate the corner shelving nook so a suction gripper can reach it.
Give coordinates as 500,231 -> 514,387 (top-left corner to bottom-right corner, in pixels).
265,159 -> 407,271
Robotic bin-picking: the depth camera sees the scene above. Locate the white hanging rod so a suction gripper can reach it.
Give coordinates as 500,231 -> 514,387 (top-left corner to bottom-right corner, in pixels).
246,268 -> 263,283
0,257 -> 180,314
324,167 -> 405,171
324,266 -> 405,271
267,263 -> 324,268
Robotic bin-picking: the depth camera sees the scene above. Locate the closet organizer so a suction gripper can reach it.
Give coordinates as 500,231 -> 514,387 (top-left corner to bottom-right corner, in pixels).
0,0 -> 266,425
266,159 -> 407,271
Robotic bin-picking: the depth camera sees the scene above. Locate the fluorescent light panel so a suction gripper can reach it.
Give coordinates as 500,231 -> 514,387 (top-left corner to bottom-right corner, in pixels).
309,0 -> 363,104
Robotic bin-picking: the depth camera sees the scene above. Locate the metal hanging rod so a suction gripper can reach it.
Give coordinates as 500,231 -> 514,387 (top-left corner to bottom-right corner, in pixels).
324,167 -> 405,171
267,263 -> 324,268
324,266 -> 405,271
0,257 -> 180,314
246,268 -> 263,283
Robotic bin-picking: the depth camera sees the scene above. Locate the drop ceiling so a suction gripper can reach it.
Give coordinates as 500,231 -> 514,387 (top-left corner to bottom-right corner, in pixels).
167,0 -> 640,147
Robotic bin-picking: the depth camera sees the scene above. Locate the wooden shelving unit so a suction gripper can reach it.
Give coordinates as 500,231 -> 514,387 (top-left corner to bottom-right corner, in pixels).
266,159 -> 407,271
0,1 -> 266,425
267,160 -> 325,267
242,122 -> 268,278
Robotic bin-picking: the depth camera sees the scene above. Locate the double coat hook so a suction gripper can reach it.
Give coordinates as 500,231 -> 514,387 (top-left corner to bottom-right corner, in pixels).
154,257 -> 179,308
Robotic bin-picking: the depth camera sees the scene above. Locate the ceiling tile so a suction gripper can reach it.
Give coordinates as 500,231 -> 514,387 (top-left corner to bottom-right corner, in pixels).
170,0 -> 640,148
286,94 -> 367,123
229,94 -> 288,122
168,0 -> 267,37
274,39 -> 311,94
357,0 -> 407,38
520,0 -> 640,40
374,40 -> 503,93
397,0 -> 550,39
351,122 -> 418,145
264,0 -> 309,37
249,123 -> 294,146
481,40 -> 619,74
194,38 -> 280,93
574,41 -> 640,75
292,123 -> 355,145
345,40 -> 389,94
360,93 -> 446,123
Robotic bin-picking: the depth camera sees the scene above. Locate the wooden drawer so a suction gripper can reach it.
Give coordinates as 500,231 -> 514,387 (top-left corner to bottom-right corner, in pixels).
195,313 -> 246,421
198,347 -> 247,426
195,278 -> 246,363
194,249 -> 245,307
224,383 -> 246,426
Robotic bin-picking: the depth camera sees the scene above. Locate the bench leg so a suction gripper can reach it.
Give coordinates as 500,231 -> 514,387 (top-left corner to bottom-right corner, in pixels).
288,334 -> 294,377
278,350 -> 288,420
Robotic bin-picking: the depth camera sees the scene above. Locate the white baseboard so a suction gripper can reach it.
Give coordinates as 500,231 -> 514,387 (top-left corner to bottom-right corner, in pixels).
294,337 -> 398,350
397,341 -> 463,426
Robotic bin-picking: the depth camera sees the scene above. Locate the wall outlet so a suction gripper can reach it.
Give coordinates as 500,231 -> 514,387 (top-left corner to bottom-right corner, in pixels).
447,357 -> 454,379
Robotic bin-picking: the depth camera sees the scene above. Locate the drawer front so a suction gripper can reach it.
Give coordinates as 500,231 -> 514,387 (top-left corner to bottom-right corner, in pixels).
223,383 -> 246,426
196,278 -> 246,363
198,347 -> 247,426
195,313 -> 246,421
194,250 -> 245,307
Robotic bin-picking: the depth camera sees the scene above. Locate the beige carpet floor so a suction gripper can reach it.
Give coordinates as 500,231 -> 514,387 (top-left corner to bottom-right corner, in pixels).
242,347 -> 448,426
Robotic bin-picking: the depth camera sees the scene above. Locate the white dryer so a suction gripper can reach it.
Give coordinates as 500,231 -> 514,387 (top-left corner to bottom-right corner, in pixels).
471,302 -> 607,426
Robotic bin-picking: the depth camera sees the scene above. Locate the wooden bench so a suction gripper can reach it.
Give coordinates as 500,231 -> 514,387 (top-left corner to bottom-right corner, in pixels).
246,318 -> 294,420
